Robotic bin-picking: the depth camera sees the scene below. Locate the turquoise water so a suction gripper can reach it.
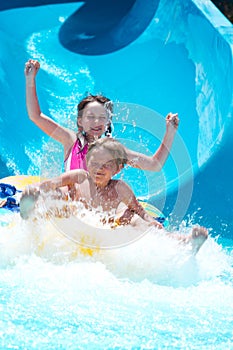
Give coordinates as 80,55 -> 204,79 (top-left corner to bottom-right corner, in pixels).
0,218 -> 233,349
0,217 -> 233,349
0,1 -> 233,349
1,1 -> 233,232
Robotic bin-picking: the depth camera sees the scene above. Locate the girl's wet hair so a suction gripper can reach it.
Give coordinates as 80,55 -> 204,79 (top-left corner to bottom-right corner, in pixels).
77,94 -> 113,118
77,94 -> 113,136
87,138 -> 128,168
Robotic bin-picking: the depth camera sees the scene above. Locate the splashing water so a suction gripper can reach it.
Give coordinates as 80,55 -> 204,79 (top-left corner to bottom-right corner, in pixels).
0,1 -> 232,347
0,210 -> 233,349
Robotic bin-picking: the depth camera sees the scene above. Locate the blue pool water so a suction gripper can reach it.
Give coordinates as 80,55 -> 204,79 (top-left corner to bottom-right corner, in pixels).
0,0 -> 233,348
0,218 -> 233,349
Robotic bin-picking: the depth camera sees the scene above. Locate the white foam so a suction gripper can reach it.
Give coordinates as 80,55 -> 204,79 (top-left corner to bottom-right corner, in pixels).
0,210 -> 231,287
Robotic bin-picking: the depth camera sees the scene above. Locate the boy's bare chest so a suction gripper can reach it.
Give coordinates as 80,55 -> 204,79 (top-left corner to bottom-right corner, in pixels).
90,182 -> 120,210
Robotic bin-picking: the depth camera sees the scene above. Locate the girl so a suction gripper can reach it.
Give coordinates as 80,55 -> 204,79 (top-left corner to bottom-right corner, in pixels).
25,59 -> 179,172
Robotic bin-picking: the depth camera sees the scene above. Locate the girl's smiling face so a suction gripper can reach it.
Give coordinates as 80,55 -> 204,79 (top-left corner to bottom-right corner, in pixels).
78,101 -> 109,138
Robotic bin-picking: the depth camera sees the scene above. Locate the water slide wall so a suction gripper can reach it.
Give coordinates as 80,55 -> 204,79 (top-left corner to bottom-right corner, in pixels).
0,0 -> 232,236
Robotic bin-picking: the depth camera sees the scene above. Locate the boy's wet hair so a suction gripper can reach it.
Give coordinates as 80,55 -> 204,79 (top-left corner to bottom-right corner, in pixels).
87,138 -> 128,168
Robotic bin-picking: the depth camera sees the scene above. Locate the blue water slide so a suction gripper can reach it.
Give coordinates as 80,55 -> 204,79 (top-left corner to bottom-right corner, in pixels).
0,0 -> 232,235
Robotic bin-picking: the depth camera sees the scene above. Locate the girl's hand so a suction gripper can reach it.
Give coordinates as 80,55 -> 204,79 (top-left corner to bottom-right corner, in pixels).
166,112 -> 179,130
24,59 -> 40,77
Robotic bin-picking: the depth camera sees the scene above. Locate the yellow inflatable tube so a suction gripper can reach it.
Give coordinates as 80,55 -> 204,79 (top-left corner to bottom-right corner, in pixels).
0,175 -> 168,256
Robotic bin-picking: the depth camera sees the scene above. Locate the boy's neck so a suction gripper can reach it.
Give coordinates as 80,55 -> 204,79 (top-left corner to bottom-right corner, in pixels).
95,179 -> 112,190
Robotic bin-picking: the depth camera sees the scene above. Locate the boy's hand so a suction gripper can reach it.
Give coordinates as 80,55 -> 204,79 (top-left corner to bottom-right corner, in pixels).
20,185 -> 40,220
148,220 -> 163,229
21,185 -> 40,199
22,185 -> 40,196
24,59 -> 40,77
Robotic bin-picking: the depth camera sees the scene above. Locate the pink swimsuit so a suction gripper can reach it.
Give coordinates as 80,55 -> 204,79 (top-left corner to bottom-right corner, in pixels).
64,137 -> 88,171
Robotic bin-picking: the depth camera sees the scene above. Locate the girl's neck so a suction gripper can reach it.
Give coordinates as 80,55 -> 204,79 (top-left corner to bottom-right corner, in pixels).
84,133 -> 100,144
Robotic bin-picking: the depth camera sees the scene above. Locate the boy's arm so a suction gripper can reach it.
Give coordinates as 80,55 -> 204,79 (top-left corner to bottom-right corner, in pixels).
21,170 -> 87,197
20,170 -> 88,219
39,169 -> 88,192
115,181 -> 162,228
25,60 -> 75,148
124,113 -> 179,171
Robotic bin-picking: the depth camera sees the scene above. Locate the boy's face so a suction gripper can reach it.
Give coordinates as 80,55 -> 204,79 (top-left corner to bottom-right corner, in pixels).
87,148 -> 120,188
78,101 -> 109,138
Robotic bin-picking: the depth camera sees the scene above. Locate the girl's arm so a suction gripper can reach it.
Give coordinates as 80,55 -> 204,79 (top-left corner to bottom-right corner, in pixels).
25,60 -> 76,153
124,113 -> 179,171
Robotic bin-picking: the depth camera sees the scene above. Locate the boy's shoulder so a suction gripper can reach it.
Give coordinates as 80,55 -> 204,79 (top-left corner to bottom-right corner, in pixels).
111,179 -> 132,191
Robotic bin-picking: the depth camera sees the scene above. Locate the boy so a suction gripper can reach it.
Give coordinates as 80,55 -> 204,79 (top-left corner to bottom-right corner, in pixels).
20,138 -> 208,253
20,138 -> 163,227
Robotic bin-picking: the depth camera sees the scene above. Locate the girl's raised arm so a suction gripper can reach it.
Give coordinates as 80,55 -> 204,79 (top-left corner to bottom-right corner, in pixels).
125,113 -> 179,171
25,59 -> 76,154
